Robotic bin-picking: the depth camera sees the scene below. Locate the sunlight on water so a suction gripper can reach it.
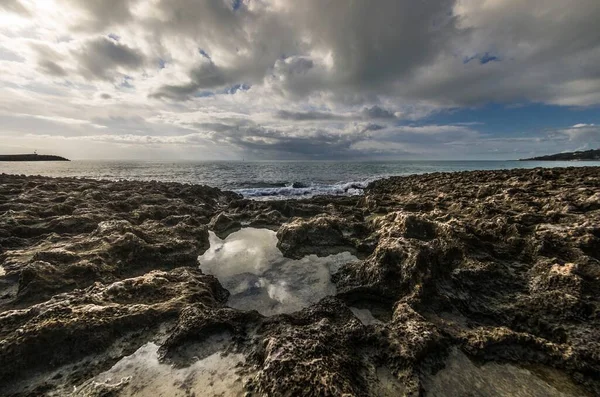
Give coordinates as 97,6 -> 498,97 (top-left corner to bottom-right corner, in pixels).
198,228 -> 357,316
423,349 -> 589,397
350,307 -> 382,325
78,342 -> 249,397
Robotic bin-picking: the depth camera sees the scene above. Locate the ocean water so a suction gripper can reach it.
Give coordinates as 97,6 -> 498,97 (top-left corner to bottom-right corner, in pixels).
2,160 -> 599,199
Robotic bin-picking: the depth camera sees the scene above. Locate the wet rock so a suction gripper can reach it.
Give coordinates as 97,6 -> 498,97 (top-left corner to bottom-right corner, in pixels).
4,219 -> 211,304
0,268 -> 228,395
393,213 -> 438,240
249,298 -> 369,396
276,215 -> 355,259
1,167 -> 599,396
208,212 -> 242,239
423,347 -> 591,397
248,209 -> 287,230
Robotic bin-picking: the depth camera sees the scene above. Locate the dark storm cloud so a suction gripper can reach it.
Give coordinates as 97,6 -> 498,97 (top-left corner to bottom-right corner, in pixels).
149,83 -> 201,100
222,126 -> 360,159
363,124 -> 386,132
65,0 -> 135,29
145,0 -> 457,100
174,118 -> 479,160
38,59 -> 67,76
275,106 -> 397,122
171,119 -> 364,158
360,106 -> 396,119
38,60 -> 67,77
75,37 -> 145,80
29,43 -> 69,76
150,60 -> 230,99
275,110 -> 340,121
191,121 -> 255,132
289,0 -> 457,88
150,0 -> 600,106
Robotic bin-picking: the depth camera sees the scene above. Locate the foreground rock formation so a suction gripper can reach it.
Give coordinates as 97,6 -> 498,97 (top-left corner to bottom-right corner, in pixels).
0,167 -> 599,396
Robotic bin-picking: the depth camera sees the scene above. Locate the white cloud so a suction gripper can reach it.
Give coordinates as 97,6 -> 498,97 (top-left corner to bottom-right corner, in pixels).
0,0 -> 599,159
15,113 -> 107,128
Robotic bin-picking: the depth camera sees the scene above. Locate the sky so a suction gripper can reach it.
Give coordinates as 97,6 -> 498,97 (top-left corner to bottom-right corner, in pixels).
0,0 -> 599,161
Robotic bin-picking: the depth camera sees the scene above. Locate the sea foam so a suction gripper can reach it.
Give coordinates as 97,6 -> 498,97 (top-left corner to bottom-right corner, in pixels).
234,180 -> 372,200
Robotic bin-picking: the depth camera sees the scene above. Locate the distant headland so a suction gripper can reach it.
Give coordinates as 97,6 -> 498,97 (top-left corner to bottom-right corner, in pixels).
0,153 -> 70,162
520,148 -> 600,161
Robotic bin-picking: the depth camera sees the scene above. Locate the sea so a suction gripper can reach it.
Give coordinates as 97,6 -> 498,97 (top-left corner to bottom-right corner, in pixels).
2,160 -> 599,200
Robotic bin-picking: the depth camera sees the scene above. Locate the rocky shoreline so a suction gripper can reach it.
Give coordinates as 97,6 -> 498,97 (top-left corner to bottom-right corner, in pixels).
1,167 -> 599,396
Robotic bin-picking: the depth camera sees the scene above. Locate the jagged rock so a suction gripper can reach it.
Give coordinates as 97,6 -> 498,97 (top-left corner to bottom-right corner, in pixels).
0,268 -> 228,395
208,212 -> 242,239
1,167 -> 599,396
276,215 -> 355,259
2,219 -> 211,304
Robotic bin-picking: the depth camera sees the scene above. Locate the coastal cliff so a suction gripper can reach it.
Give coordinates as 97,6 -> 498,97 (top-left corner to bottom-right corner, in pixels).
0,167 -> 599,396
0,154 -> 69,161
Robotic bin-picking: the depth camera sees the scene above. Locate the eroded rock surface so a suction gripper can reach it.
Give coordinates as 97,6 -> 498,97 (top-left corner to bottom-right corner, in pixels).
0,175 -> 235,395
1,168 -> 599,396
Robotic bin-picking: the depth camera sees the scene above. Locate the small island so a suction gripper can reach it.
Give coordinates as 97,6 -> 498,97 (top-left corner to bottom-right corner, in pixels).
520,148 -> 600,161
0,153 -> 70,162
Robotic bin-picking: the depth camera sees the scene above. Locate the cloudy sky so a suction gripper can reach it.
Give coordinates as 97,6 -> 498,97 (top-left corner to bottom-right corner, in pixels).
1,0 -> 599,160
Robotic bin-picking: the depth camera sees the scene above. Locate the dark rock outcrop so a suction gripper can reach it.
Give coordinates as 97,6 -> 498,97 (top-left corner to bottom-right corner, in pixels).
208,212 -> 242,239
276,215 -> 355,259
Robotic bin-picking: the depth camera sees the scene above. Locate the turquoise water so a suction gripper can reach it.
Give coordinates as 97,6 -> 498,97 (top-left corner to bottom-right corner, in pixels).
2,160 -> 599,199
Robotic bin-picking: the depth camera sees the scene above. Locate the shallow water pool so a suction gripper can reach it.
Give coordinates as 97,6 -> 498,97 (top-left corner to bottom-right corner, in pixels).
198,228 -> 358,316
423,349 -> 589,397
78,340 -> 249,397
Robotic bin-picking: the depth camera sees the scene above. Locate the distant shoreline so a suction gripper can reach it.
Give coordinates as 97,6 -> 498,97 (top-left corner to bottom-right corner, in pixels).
0,154 -> 70,162
519,148 -> 600,161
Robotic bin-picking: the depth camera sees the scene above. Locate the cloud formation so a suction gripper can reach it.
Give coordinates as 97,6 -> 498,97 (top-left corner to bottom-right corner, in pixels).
74,37 -> 145,80
1,0 -> 599,159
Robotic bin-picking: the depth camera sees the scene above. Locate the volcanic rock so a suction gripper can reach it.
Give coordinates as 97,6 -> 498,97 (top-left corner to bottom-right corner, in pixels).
0,167 -> 599,396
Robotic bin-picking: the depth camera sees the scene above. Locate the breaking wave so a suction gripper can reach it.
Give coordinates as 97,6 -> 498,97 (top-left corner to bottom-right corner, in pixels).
234,180 -> 373,200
